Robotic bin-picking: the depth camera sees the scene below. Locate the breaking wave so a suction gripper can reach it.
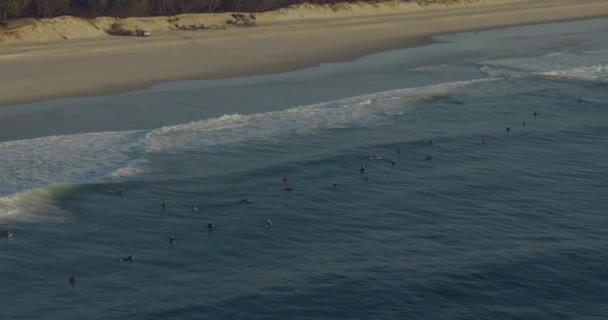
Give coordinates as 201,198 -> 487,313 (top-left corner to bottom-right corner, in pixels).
0,78 -> 489,221
479,49 -> 608,81
2,53 -> 602,222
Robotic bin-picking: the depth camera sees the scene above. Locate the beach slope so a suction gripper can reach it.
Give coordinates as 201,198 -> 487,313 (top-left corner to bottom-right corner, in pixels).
1,0 -> 607,107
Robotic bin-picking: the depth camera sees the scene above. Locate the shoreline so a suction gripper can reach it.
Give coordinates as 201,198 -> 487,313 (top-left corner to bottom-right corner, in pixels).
1,0 -> 608,108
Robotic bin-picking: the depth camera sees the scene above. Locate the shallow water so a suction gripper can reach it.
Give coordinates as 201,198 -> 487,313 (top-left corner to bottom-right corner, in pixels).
1,18 -> 608,319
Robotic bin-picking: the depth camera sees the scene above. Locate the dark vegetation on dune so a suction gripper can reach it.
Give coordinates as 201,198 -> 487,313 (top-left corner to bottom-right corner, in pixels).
0,0 -> 455,23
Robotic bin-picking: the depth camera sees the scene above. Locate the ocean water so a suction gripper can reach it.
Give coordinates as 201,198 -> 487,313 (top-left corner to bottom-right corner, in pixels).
1,18 -> 608,319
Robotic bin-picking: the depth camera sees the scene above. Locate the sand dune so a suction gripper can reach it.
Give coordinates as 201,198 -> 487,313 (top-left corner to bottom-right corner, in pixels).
0,0 -> 503,45
0,0 -> 607,107
0,13 -> 226,44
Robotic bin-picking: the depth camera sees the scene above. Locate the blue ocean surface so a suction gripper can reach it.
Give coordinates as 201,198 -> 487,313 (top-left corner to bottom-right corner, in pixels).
1,18 -> 608,319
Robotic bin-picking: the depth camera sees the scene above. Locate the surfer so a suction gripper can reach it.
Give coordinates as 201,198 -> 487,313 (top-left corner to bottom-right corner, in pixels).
426,139 -> 434,145
397,147 -> 402,155
239,198 -> 250,204
161,201 -> 167,209
6,231 -> 14,240
369,155 -> 384,160
533,111 -> 538,117
426,155 -> 432,161
120,255 -> 134,263
266,219 -> 272,227
282,176 -> 288,184
69,275 -> 76,286
332,180 -> 337,188
391,160 -> 396,167
285,186 -> 292,192
169,233 -> 175,243
506,127 -> 511,133
192,205 -> 199,212
207,221 -> 215,229
360,164 -> 366,175
118,189 -> 126,196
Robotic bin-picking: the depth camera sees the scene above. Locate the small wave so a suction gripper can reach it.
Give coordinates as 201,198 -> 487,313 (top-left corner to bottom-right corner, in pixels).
358,99 -> 373,106
0,77 -> 492,220
0,130 -> 146,222
479,65 -> 515,78
0,130 -> 145,195
109,159 -> 149,178
407,64 -> 449,73
0,184 -> 74,223
144,78 -> 491,154
481,63 -> 608,81
479,49 -> 608,81
534,65 -> 608,81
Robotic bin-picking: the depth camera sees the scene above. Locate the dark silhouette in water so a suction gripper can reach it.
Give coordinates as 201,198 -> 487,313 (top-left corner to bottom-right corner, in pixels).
332,180 -> 337,188
396,147 -> 402,155
161,201 -> 166,210
426,155 -> 432,161
239,198 -> 250,204
363,176 -> 369,183
522,122 -> 526,127
6,231 -> 13,240
266,219 -> 272,227
506,127 -> 511,133
118,189 -> 126,196
69,275 -> 76,287
120,256 -> 134,263
360,161 -> 367,174
169,233 -> 175,243
533,111 -> 539,117
282,176 -> 288,184
284,186 -> 292,192
207,221 -> 215,229
391,159 -> 396,166
482,138 -> 486,145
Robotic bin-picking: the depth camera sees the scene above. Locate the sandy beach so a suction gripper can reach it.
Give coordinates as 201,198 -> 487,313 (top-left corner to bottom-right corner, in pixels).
1,0 -> 607,107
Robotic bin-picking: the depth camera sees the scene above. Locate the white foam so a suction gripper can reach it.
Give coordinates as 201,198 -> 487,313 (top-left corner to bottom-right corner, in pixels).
536,65 -> 608,81
480,49 -> 608,81
0,130 -> 148,221
479,65 -> 513,78
109,159 -> 149,178
143,78 -> 492,154
407,63 -> 449,73
0,184 -> 73,222
0,130 -> 145,196
0,77 -> 492,221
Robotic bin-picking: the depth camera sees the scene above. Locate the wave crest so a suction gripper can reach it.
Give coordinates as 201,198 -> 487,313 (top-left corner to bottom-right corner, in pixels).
0,184 -> 74,223
479,50 -> 608,81
143,78 -> 489,154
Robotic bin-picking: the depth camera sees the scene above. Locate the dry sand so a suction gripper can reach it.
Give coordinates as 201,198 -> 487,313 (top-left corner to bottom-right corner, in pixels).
1,0 -> 607,107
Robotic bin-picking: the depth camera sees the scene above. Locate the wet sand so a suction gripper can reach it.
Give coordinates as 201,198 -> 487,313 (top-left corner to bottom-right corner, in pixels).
1,0 -> 607,107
